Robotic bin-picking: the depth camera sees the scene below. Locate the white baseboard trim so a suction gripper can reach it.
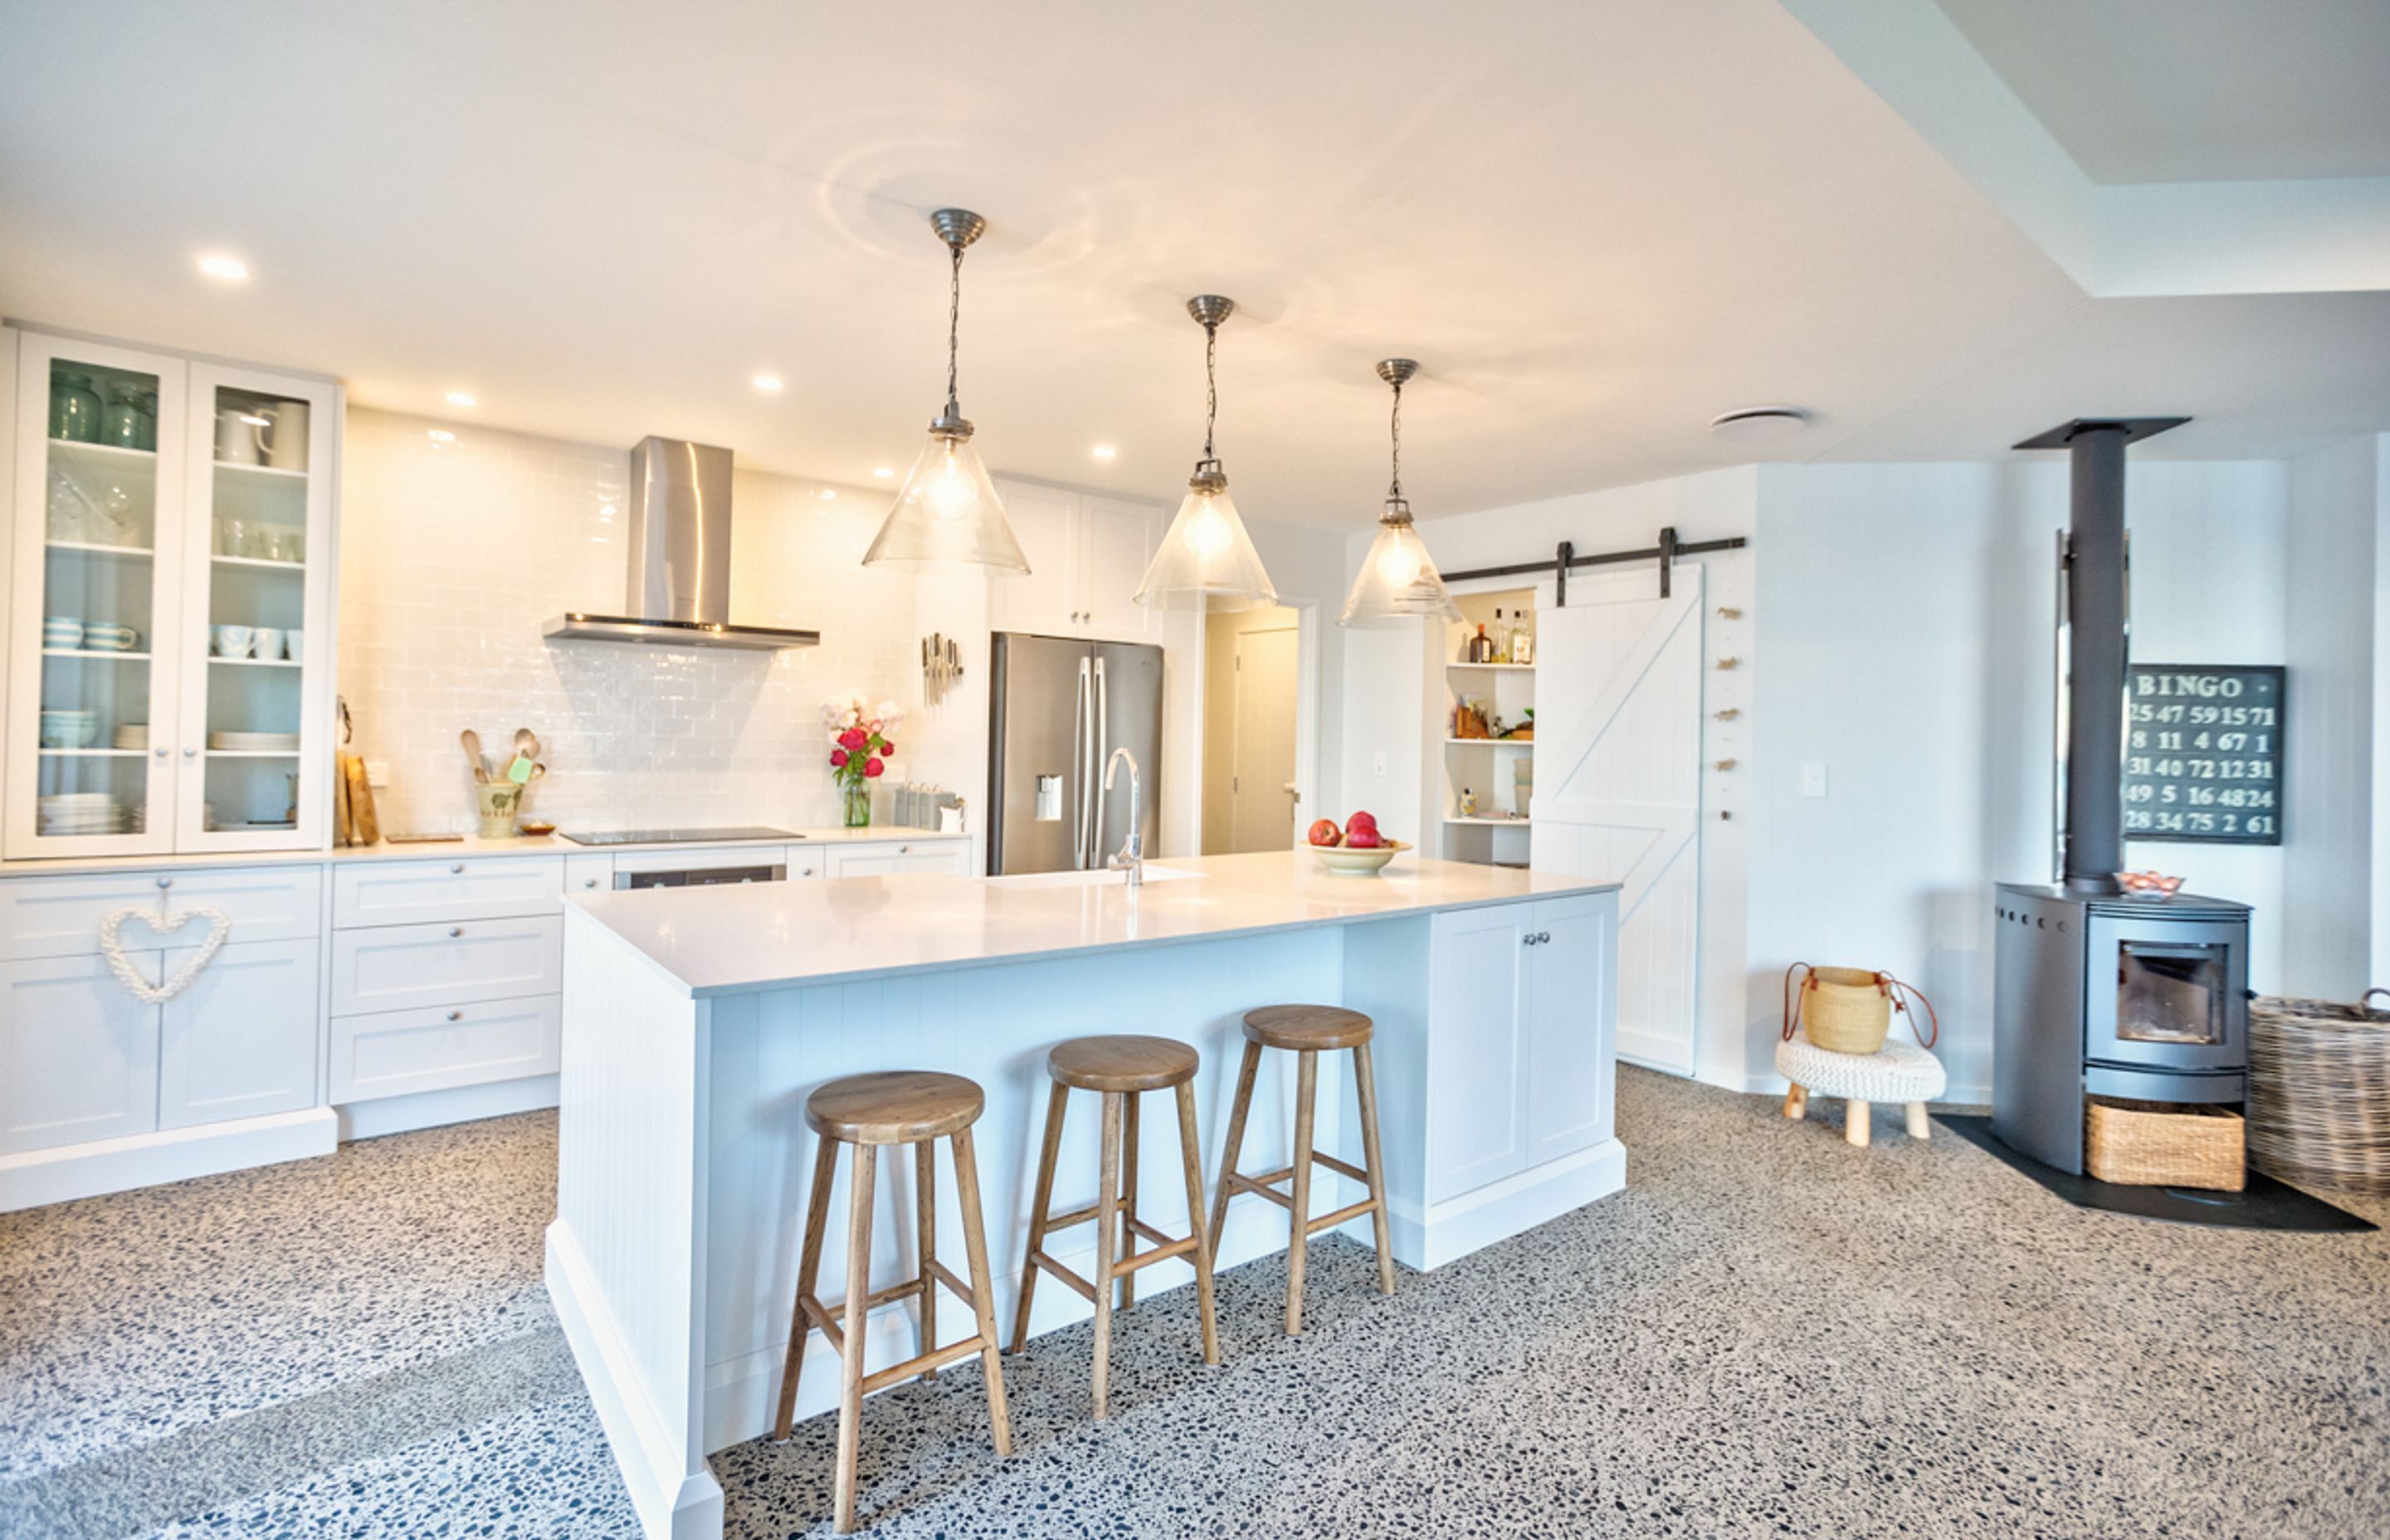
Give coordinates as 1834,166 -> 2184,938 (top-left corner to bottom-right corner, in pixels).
548,1221 -> 723,1540
1380,1138 -> 1628,1272
0,1107 -> 337,1214
338,1074 -> 559,1142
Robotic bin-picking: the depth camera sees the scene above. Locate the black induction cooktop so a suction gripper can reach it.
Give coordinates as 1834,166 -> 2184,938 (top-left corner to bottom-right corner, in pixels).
558,826 -> 801,846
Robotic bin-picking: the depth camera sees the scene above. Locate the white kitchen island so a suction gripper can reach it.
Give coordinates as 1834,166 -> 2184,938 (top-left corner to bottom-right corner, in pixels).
548,850 -> 1622,1540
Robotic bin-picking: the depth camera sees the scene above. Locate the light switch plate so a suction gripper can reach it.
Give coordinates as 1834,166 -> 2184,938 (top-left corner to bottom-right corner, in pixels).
1801,762 -> 1827,797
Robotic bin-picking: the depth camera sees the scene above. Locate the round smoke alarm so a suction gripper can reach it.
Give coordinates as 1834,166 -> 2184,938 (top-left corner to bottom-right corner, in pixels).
1710,407 -> 1810,442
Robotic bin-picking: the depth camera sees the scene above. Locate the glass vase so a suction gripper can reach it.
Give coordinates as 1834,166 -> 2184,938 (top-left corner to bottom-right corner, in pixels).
841,781 -> 871,828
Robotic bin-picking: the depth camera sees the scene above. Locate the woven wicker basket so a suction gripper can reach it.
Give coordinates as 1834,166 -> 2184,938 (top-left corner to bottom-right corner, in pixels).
2248,992 -> 2390,1192
2085,1097 -> 2245,1192
1801,967 -> 1892,1054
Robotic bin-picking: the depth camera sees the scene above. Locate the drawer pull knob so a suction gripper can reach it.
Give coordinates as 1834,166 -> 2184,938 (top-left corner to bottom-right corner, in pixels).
899,845 -> 910,854
446,1010 -> 463,1022
448,926 -> 464,938
451,863 -> 465,875
156,876 -> 172,889
154,747 -> 168,758
583,878 -> 598,889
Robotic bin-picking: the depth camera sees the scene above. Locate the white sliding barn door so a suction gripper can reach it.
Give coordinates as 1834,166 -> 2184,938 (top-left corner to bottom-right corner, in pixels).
1529,566 -> 1703,1075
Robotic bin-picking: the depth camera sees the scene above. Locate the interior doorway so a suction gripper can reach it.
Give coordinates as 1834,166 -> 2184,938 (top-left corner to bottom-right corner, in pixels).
1202,605 -> 1303,853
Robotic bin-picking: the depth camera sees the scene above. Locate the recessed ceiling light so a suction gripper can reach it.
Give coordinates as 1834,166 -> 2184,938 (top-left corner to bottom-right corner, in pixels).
427,428 -> 456,443
445,391 -> 476,408
197,253 -> 249,281
871,466 -> 895,479
816,489 -> 838,501
753,373 -> 785,392
1710,407 -> 1810,442
1091,445 -> 1117,461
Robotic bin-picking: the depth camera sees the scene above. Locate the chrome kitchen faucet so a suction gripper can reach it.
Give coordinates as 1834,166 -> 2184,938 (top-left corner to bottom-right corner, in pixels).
1105,748 -> 1143,887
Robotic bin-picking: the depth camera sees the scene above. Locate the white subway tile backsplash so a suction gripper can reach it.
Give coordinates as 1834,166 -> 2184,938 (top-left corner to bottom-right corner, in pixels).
338,410 -> 915,834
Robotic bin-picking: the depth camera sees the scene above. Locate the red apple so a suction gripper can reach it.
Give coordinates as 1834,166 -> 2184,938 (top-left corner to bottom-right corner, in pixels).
1346,809 -> 1378,832
1308,818 -> 1344,847
1345,826 -> 1384,849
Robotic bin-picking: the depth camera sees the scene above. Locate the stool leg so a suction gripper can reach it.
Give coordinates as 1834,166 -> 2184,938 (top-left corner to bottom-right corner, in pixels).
915,1139 -> 938,1382
773,1132 -> 842,1440
1846,1099 -> 1871,1148
1285,1049 -> 1319,1336
1906,1101 -> 1930,1141
1118,1090 -> 1140,1312
1351,1042 -> 1396,1297
1009,1079 -> 1069,1354
1090,1090 -> 1124,1418
949,1126 -> 1012,1458
1209,1040 -> 1262,1251
1783,1084 -> 1807,1121
1173,1079 -> 1221,1367
832,1141 -> 876,1534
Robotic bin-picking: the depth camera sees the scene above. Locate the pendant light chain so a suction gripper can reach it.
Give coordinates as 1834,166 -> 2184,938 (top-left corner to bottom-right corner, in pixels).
944,239 -> 964,417
1203,320 -> 1219,463
1388,377 -> 1403,502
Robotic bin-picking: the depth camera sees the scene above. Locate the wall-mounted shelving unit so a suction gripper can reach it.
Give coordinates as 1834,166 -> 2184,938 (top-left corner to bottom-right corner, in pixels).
1438,587 -> 1537,866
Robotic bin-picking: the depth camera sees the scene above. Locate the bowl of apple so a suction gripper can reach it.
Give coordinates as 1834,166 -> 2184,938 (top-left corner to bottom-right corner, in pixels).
1306,811 -> 1408,875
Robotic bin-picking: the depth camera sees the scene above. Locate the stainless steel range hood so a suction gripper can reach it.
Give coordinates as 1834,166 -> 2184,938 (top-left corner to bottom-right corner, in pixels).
543,436 -> 820,652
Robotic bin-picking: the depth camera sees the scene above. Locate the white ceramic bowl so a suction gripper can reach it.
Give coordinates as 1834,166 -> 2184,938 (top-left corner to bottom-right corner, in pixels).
1309,838 -> 1409,876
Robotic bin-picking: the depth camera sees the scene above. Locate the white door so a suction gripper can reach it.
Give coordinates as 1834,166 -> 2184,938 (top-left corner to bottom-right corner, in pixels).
986,481 -> 1078,635
1229,623 -> 1300,851
1426,904 -> 1531,1201
0,950 -> 160,1153
1524,893 -> 1616,1166
159,934 -> 319,1128
1078,496 -> 1158,640
1530,566 -> 1703,1075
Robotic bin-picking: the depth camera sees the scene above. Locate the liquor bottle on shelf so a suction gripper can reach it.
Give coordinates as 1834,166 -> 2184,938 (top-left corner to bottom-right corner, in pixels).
1512,614 -> 1534,665
1490,609 -> 1509,663
1467,623 -> 1492,663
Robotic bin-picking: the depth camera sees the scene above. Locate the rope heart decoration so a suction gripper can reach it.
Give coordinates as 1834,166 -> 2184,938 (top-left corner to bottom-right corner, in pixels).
99,904 -> 233,1005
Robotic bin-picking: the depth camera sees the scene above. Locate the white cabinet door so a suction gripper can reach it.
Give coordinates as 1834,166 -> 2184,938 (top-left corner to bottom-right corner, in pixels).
1078,495 -> 1158,640
158,935 -> 318,1129
822,840 -> 971,878
1524,893 -> 1615,1167
0,950 -> 160,1153
988,481 -> 1080,635
1425,904 -> 1532,1202
783,845 -> 825,880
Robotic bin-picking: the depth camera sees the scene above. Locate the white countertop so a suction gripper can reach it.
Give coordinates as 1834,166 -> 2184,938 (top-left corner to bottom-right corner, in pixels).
569,850 -> 1620,997
0,824 -> 965,879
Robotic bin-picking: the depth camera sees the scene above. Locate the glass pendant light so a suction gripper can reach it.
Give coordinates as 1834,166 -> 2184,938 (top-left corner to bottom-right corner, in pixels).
1133,295 -> 1279,612
1341,358 -> 1461,626
862,208 -> 1030,573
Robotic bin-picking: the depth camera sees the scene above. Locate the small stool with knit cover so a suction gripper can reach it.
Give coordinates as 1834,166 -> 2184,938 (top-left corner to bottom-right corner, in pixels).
1776,1032 -> 1946,1147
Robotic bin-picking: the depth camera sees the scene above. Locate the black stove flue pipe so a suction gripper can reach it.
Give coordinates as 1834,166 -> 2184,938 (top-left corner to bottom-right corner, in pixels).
2014,417 -> 2188,895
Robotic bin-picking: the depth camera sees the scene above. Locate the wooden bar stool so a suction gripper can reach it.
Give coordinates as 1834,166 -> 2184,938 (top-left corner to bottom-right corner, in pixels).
1211,1005 -> 1395,1335
772,1070 -> 1011,1533
1010,1035 -> 1220,1418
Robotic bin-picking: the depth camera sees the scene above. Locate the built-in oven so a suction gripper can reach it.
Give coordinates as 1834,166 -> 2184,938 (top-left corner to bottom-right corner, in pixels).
608,845 -> 788,891
2083,912 -> 2247,1072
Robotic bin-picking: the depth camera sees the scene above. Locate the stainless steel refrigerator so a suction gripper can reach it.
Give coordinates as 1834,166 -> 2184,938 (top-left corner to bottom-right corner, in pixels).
988,632 -> 1163,875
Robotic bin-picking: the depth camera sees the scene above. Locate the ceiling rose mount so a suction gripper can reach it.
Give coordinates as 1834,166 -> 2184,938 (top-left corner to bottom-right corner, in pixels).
862,207 -> 1029,573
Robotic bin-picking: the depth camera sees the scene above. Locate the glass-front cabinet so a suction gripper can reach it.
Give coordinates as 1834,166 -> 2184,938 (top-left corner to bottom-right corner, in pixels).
7,330 -> 336,856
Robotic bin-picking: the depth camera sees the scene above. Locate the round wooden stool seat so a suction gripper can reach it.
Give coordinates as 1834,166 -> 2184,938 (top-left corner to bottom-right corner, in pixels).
1241,1004 -> 1374,1052
806,1070 -> 985,1146
1046,1034 -> 1200,1093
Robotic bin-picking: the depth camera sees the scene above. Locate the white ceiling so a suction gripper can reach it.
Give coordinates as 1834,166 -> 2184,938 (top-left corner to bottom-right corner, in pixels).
1937,0 -> 2390,183
1,1 -> 2384,530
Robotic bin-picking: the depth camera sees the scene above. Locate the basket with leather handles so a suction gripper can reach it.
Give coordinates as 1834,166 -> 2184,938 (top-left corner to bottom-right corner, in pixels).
1782,962 -> 1939,1056
2248,988 -> 2390,1192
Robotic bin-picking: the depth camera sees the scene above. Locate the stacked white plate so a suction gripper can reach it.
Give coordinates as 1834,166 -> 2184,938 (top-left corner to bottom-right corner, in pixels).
207,731 -> 301,752
113,724 -> 148,750
37,792 -> 124,835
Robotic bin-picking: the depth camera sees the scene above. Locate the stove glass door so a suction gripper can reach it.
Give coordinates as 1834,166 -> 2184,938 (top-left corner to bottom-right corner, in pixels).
2117,942 -> 2227,1045
2084,914 -> 2246,1070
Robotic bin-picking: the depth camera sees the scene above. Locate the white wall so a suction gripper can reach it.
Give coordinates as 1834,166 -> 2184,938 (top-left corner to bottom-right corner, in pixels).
2284,434 -> 2390,997
338,409 -> 926,834
1748,459 -> 2292,1104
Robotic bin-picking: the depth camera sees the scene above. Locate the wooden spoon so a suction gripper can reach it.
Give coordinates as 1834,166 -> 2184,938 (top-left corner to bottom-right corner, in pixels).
514,727 -> 540,763
461,729 -> 487,783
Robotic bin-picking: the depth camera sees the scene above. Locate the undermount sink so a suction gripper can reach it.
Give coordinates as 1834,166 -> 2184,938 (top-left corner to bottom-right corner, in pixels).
984,864 -> 1206,889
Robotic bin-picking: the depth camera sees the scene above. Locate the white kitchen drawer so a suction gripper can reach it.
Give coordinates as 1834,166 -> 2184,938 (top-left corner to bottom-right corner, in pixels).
785,844 -> 824,880
330,914 -> 563,1015
822,840 -> 972,878
565,853 -> 612,898
329,994 -> 561,1104
333,856 -> 563,928
0,864 -> 324,962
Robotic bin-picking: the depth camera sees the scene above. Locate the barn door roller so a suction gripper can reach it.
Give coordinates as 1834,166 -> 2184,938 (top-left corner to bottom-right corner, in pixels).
1439,526 -> 1749,606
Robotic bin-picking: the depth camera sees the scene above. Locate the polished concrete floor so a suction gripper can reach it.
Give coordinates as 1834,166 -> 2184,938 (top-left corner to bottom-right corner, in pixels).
3,1069 -> 2384,1538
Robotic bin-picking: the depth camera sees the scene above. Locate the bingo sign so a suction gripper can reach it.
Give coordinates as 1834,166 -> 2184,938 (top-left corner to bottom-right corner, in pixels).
2122,664 -> 2285,845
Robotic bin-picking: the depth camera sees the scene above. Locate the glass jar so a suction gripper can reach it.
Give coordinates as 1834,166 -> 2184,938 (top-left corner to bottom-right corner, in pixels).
50,373 -> 102,442
841,781 -> 872,828
101,382 -> 153,450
